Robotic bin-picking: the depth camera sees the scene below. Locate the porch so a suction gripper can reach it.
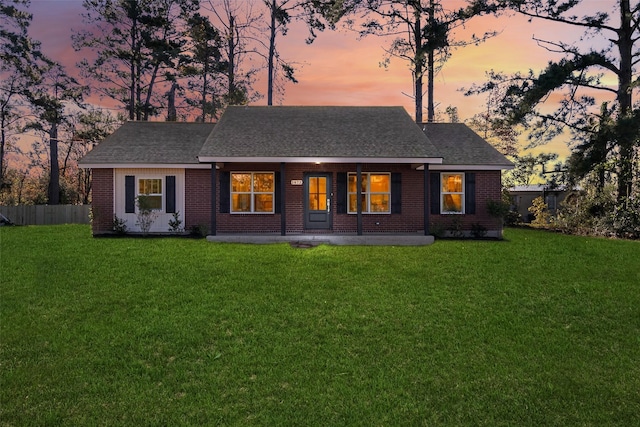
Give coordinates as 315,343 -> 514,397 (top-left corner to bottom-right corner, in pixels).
206,232 -> 435,246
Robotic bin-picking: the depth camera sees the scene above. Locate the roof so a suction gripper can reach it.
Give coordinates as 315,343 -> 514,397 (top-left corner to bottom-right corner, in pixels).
509,185 -> 572,193
198,106 -> 442,164
78,122 -> 216,168
78,107 -> 514,170
421,123 -> 514,170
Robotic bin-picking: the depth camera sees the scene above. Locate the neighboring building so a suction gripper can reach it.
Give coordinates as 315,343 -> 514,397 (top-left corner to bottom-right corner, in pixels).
79,106 -> 513,238
508,185 -> 574,222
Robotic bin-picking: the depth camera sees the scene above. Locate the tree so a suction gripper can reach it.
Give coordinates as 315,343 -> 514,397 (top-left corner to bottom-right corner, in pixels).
24,63 -> 85,205
63,109 -> 121,203
73,0 -> 199,121
465,78 -> 520,157
468,0 -> 640,201
203,0 -> 263,106
0,0 -> 48,192
182,12 -> 226,121
336,0 -> 498,123
261,0 -> 331,105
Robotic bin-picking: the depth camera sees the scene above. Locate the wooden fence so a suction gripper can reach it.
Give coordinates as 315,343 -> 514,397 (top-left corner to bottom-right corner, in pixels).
0,205 -> 91,225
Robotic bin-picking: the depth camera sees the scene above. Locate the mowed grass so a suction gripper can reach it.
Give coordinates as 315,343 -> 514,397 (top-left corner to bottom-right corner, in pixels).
1,225 -> 639,426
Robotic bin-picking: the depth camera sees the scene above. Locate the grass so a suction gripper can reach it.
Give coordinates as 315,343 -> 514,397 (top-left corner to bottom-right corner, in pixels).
1,225 -> 639,426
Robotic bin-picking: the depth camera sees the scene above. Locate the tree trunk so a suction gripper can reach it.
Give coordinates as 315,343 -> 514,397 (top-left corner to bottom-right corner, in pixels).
167,82 -> 177,121
426,0 -> 435,123
616,0 -> 634,200
48,123 -> 60,205
0,109 -> 6,191
267,0 -> 277,106
413,6 -> 423,124
228,15 -> 236,103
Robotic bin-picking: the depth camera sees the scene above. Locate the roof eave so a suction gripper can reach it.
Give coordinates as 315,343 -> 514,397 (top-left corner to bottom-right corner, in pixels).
78,162 -> 210,169
198,156 -> 443,164
420,164 -> 514,171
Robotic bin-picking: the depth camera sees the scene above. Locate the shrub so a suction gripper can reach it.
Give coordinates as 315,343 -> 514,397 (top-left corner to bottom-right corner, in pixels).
168,211 -> 184,233
470,222 -> 487,238
529,196 -> 550,227
610,197 -> 640,239
113,215 -> 128,234
135,195 -> 158,235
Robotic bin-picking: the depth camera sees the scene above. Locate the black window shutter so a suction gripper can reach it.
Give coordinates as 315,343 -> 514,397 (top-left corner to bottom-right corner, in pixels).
391,172 -> 401,214
166,176 -> 176,213
336,172 -> 347,214
274,172 -> 281,213
125,175 -> 135,213
465,172 -> 476,214
430,172 -> 440,215
219,171 -> 230,213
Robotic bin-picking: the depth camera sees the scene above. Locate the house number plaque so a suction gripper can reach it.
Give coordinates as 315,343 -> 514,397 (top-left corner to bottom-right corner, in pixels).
290,179 -> 303,185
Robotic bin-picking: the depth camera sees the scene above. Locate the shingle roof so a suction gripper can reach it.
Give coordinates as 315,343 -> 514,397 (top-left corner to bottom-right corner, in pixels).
421,123 -> 514,168
78,108 -> 513,169
198,106 -> 442,162
78,121 -> 216,166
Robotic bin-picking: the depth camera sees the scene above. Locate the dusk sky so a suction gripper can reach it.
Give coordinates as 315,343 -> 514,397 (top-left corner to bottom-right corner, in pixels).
26,0 -> 622,158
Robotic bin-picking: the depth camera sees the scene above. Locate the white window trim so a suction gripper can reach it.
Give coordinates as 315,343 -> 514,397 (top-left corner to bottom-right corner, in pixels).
230,171 -> 275,214
441,172 -> 465,215
347,172 -> 391,214
137,178 -> 164,212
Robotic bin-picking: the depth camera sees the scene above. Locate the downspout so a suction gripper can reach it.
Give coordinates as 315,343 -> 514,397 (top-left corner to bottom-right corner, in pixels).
210,163 -> 217,236
280,162 -> 286,235
356,163 -> 363,235
424,164 -> 430,235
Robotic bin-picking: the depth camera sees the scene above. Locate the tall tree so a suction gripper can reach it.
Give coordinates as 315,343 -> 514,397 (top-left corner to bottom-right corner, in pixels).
73,0 -> 199,121
0,0 -> 48,192
335,0 -> 497,123
182,12 -> 226,121
203,0 -> 263,106
24,63 -> 85,205
261,0 -> 331,105
468,0 -> 640,201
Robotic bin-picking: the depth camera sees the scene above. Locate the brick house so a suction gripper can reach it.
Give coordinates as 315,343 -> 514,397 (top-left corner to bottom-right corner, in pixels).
79,106 -> 513,238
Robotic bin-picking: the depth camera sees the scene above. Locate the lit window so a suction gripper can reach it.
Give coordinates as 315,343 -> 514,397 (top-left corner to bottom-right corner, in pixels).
441,173 -> 464,214
138,178 -> 162,210
231,172 -> 274,213
348,173 -> 390,213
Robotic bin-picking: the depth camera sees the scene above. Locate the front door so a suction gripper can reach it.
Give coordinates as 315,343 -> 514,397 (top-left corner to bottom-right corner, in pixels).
304,173 -> 332,230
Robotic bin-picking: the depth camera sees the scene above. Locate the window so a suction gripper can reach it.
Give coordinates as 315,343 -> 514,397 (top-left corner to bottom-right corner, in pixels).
347,173 -> 390,213
231,172 -> 274,213
138,178 -> 162,210
441,173 -> 464,214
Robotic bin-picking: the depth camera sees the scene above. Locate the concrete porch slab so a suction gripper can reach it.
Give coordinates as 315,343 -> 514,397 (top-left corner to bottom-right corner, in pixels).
206,233 -> 435,246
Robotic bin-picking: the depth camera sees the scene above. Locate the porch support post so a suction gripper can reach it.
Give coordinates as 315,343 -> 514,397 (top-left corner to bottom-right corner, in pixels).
280,162 -> 286,236
356,162 -> 363,236
210,163 -> 217,236
423,163 -> 429,236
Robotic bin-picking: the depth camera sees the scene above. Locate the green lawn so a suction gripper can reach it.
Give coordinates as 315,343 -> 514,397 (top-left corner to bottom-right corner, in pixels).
1,225 -> 639,426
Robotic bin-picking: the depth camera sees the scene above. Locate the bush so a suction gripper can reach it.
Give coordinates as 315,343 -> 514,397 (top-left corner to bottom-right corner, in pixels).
529,196 -> 550,227
610,197 -> 640,239
112,215 -> 128,234
135,195 -> 158,235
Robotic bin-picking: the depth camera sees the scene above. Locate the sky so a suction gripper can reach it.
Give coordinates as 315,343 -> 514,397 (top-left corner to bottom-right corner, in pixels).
24,0 -> 623,159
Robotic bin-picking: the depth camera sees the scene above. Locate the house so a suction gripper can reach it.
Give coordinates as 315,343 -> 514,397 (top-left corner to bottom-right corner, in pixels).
79,106 -> 513,240
508,185 -> 575,222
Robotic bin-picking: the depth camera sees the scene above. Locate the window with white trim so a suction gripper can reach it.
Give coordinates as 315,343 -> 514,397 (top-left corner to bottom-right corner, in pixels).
348,173 -> 390,213
441,173 -> 464,214
138,178 -> 163,210
231,172 -> 274,213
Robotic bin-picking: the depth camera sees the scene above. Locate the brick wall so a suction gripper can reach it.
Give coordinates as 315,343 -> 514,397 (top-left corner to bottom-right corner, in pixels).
90,168 -> 114,234
214,163 -> 430,234
429,170 -> 503,234
185,169 -> 212,233
100,165 -> 504,236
